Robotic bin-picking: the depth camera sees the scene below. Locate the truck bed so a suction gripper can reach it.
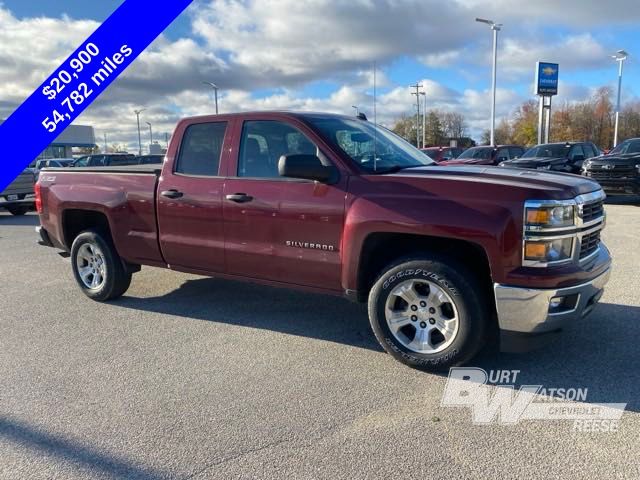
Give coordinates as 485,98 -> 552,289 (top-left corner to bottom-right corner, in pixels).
37,167 -> 164,265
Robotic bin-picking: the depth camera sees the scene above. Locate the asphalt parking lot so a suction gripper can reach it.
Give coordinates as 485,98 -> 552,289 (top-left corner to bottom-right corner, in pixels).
0,200 -> 638,480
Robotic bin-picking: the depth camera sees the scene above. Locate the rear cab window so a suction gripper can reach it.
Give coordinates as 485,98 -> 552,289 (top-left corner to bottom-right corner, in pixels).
175,122 -> 228,176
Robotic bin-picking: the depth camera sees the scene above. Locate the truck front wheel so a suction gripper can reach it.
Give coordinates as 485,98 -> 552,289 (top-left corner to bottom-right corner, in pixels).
70,230 -> 132,301
368,256 -> 488,371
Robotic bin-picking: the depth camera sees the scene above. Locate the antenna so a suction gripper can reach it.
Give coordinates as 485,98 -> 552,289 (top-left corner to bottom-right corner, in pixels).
373,61 -> 378,172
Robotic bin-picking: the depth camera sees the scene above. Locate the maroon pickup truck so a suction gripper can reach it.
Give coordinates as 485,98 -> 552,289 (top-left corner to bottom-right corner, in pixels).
35,112 -> 611,370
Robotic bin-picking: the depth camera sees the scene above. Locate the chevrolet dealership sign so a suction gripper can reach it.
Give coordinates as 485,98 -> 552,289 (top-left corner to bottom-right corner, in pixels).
535,61 -> 559,96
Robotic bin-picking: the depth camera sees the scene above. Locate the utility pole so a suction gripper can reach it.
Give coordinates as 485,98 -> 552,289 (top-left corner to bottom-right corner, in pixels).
134,109 -> 145,155
352,105 -> 359,116
165,132 -> 169,149
611,50 -> 628,148
104,133 -> 107,153
410,83 -> 425,148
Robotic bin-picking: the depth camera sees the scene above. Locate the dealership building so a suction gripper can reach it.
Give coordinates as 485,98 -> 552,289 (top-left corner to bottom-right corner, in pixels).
36,124 -> 97,160
0,120 -> 97,161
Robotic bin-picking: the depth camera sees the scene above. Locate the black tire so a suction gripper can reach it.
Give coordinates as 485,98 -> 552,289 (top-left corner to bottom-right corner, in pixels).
7,205 -> 29,216
70,230 -> 132,301
368,255 -> 488,371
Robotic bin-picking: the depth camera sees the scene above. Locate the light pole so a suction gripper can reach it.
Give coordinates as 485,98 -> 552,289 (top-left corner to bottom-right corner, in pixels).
611,50 -> 628,148
146,122 -> 153,152
420,91 -> 426,148
134,109 -> 145,155
476,18 -> 502,146
202,81 -> 219,114
352,105 -> 359,116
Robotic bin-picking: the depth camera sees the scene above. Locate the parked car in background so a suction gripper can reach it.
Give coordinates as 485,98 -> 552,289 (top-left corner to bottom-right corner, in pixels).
582,137 -> 640,197
500,142 -> 599,174
132,154 -> 164,165
420,146 -> 464,163
35,159 -> 75,170
36,111 -> 611,371
440,145 -> 524,166
0,168 -> 35,215
34,159 -> 75,179
72,153 -> 136,167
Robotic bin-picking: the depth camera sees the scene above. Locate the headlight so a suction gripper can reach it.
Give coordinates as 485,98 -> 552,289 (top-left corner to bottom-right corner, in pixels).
537,165 -> 551,170
524,238 -> 573,263
526,205 -> 575,228
636,164 -> 640,173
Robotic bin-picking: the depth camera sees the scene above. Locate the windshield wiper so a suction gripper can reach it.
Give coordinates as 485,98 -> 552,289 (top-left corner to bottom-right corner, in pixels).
373,165 -> 426,174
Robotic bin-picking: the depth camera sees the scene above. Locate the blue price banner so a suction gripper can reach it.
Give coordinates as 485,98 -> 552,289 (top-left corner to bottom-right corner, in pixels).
535,62 -> 559,96
0,0 -> 193,191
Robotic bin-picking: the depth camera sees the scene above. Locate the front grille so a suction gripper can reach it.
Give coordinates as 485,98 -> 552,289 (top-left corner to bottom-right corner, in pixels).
580,230 -> 601,259
580,200 -> 604,223
588,169 -> 635,180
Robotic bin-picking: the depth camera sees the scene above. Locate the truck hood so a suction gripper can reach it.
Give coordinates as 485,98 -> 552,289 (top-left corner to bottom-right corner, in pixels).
499,157 -> 565,168
392,165 -> 600,198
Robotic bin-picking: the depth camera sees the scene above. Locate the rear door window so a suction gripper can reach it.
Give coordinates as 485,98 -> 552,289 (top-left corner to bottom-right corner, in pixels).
175,122 -> 227,176
568,145 -> 585,160
509,147 -> 524,158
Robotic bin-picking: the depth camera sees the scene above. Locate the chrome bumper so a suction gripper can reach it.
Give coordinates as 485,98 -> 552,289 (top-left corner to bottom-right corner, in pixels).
494,267 -> 611,334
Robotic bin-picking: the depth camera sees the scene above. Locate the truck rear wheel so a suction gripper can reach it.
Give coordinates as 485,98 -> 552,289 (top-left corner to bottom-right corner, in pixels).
70,230 -> 132,301
368,255 -> 487,371
7,205 -> 29,216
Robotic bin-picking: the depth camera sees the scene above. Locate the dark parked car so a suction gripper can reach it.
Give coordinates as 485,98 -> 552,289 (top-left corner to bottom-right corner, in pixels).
420,146 -> 464,163
1,169 -> 35,215
73,153 -> 136,167
440,145 -> 524,166
500,142 -> 599,174
133,154 -> 164,165
582,138 -> 640,197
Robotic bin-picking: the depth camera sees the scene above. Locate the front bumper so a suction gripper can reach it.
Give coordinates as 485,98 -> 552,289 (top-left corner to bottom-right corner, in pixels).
585,176 -> 640,195
494,266 -> 611,337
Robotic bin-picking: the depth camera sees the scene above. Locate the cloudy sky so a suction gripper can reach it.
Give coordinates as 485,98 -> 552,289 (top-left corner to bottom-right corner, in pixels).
1,0 -> 639,150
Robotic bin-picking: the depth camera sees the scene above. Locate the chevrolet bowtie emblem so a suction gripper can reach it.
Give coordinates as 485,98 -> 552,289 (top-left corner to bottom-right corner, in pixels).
542,67 -> 557,76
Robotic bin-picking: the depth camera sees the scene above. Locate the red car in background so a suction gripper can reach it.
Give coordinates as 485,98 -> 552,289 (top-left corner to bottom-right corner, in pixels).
420,146 -> 464,162
441,145 -> 524,166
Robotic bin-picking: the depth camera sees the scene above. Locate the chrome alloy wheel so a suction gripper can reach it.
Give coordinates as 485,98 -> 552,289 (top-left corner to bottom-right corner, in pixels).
76,243 -> 107,290
384,279 -> 460,354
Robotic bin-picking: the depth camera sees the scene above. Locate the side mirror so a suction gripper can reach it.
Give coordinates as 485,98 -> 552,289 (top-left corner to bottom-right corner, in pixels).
497,156 -> 508,162
278,154 -> 337,183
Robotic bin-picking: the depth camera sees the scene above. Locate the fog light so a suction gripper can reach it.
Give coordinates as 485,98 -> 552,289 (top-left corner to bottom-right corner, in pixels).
549,297 -> 563,309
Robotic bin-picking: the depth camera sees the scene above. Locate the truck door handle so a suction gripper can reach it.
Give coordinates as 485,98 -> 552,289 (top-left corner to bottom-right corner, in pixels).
226,193 -> 253,203
161,189 -> 183,199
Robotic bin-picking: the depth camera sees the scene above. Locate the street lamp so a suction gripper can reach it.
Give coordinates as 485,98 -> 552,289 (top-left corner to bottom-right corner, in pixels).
145,122 -> 153,152
611,50 -> 628,148
202,81 -> 219,114
420,92 -> 426,148
134,109 -> 145,155
476,17 -> 502,146
352,105 -> 359,116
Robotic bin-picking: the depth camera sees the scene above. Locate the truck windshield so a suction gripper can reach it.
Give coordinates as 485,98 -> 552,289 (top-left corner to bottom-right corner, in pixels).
457,147 -> 492,159
522,144 -> 569,158
308,117 -> 434,173
608,139 -> 640,155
